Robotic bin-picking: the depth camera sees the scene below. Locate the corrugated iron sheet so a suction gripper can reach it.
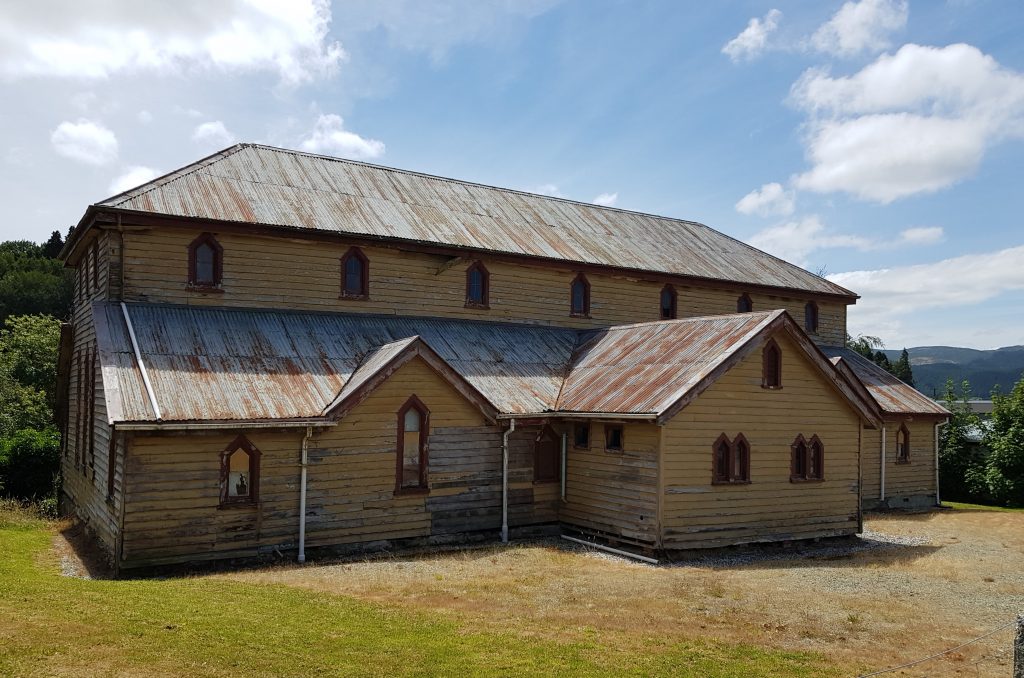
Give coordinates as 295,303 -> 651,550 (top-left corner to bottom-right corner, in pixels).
557,312 -> 778,413
98,303 -> 576,422
98,144 -> 854,298
821,346 -> 949,416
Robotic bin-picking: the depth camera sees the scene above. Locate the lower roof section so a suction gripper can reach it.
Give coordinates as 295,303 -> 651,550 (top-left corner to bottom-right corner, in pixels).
93,302 -> 879,427
821,346 -> 949,417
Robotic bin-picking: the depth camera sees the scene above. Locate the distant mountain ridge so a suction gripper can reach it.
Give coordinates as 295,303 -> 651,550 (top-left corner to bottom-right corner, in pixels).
881,345 -> 1024,398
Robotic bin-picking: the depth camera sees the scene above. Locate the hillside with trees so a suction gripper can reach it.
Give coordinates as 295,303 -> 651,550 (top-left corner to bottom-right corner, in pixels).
882,345 -> 1024,398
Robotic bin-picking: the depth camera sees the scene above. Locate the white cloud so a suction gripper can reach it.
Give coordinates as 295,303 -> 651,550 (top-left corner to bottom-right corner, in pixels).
811,0 -> 908,57
298,114 -> 385,160
722,9 -> 782,63
50,119 -> 118,166
531,184 -> 563,198
829,245 -> 1024,346
735,182 -> 795,217
192,121 -> 236,147
790,43 -> 1024,203
137,110 -> 153,124
70,91 -> 96,112
592,192 -> 618,207
108,165 -> 160,195
0,0 -> 344,86
898,226 -> 944,245
747,215 -> 872,265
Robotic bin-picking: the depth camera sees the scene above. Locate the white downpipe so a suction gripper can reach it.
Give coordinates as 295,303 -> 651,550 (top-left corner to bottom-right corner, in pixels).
880,425 -> 887,503
297,426 -> 312,563
935,420 -> 948,506
120,302 -> 161,421
560,535 -> 658,565
560,433 -> 567,502
501,418 -> 515,543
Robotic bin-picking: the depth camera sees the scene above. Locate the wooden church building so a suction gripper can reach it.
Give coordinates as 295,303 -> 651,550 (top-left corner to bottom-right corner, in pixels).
57,144 -> 947,571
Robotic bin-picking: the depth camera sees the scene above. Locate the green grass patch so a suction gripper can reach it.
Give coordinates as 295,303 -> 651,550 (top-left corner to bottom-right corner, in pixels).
941,501 -> 1024,513
0,508 -> 837,677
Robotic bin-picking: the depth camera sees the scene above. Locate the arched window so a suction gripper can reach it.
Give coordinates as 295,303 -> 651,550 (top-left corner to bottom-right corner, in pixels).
188,233 -> 223,287
805,301 -> 819,333
534,426 -> 561,483
792,434 -> 825,481
341,246 -> 369,298
762,338 -> 782,389
220,435 -> 260,505
660,284 -> 677,320
570,273 -> 591,317
396,396 -> 429,492
712,433 -> 750,484
737,293 -> 753,313
465,261 -> 490,308
896,424 -> 910,463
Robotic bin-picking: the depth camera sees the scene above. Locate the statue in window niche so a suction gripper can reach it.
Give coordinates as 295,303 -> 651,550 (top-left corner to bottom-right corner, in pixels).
235,473 -> 248,497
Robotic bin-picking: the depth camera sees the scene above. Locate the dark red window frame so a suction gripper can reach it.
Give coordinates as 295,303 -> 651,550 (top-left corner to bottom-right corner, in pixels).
340,246 -> 370,299
570,273 -> 591,317
804,301 -> 819,333
534,425 -> 561,483
219,435 -> 261,507
791,434 -> 825,481
660,284 -> 678,320
712,433 -> 751,484
762,338 -> 782,389
896,424 -> 910,464
396,395 -> 430,493
187,233 -> 224,288
737,293 -> 753,313
465,260 -> 490,308
605,424 -> 624,452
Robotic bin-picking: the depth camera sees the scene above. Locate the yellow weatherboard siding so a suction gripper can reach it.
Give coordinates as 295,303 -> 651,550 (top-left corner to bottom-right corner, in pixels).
861,419 -> 938,505
118,226 -> 847,343
661,333 -> 861,549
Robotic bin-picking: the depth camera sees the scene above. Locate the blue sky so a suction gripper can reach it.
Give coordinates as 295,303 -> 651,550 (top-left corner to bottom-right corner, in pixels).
1,0 -> 1022,349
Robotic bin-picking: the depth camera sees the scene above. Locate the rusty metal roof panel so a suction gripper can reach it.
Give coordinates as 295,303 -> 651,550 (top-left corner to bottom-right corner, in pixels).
820,346 -> 949,416
97,303 -> 578,422
557,312 -> 779,414
98,144 -> 854,298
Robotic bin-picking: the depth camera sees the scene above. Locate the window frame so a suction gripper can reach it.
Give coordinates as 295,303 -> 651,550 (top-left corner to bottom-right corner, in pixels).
804,301 -> 819,333
187,233 -> 224,288
340,246 -> 370,300
573,422 -> 591,450
762,338 -> 782,389
895,423 -> 911,464
712,433 -> 751,484
534,425 -> 561,483
570,273 -> 591,318
395,395 -> 430,494
791,434 -> 825,481
808,435 -> 824,480
604,423 -> 624,453
90,239 -> 99,293
659,284 -> 678,320
464,260 -> 490,309
737,293 -> 753,313
219,435 -> 261,507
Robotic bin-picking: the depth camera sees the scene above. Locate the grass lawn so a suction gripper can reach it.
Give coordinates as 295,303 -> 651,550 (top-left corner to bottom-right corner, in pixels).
941,500 -> 1024,513
0,507 -> 833,678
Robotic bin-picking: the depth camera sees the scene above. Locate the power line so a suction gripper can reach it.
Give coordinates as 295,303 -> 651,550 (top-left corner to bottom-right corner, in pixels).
857,617 -> 1018,677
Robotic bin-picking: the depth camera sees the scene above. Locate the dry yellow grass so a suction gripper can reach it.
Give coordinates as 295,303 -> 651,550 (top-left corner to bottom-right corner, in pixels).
221,510 -> 1024,677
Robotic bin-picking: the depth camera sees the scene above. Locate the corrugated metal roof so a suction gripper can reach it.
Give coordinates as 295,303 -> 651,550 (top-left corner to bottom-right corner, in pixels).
557,312 -> 778,413
98,303 -> 575,422
95,144 -> 854,299
821,346 -> 949,417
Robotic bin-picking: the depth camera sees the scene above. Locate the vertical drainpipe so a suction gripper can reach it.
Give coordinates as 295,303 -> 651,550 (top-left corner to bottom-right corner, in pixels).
501,418 -> 516,543
297,426 -> 312,563
935,419 -> 948,507
560,432 -> 567,502
880,425 -> 887,505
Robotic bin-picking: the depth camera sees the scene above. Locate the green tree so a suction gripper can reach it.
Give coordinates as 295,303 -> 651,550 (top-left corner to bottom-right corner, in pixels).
0,427 -> 60,500
938,379 -> 988,502
983,374 -> 1024,506
41,230 -> 65,259
846,333 -> 884,359
0,314 -> 61,408
0,240 -> 72,323
893,348 -> 915,386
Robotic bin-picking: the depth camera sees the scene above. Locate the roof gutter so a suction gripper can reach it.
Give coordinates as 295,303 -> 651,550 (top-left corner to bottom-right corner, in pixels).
114,419 -> 336,431
496,412 -> 658,421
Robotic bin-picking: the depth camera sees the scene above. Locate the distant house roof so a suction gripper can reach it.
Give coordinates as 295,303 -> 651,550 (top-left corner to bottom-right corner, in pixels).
77,144 -> 854,300
822,346 -> 949,417
95,304 -> 877,428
